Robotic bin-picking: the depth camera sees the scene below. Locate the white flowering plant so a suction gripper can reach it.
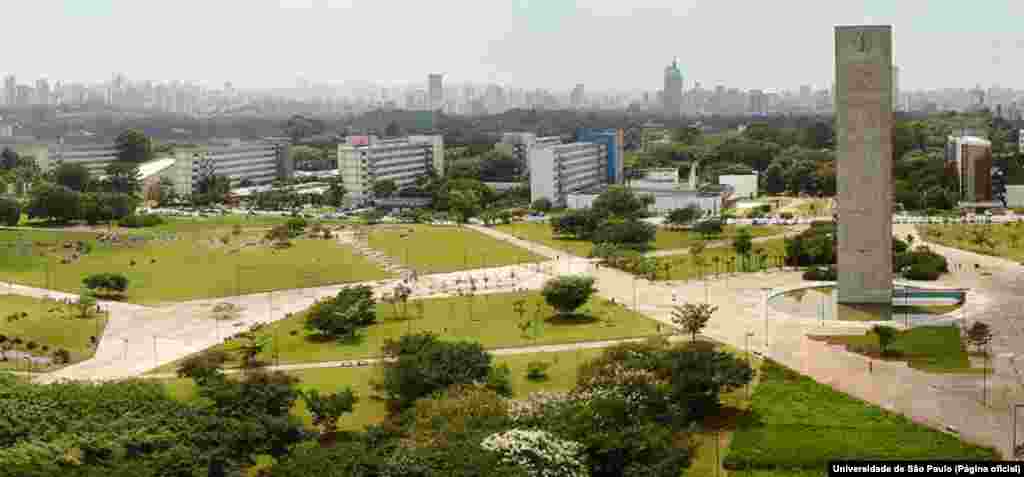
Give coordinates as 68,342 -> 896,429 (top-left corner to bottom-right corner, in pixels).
481,428 -> 589,477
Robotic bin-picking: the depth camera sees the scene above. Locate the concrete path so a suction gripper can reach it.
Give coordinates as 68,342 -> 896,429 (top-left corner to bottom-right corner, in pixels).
140,335 -> 682,380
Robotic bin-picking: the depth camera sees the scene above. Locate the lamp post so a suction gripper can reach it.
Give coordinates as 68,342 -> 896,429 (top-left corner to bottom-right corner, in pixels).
1013,403 -> 1024,460
762,288 -> 772,357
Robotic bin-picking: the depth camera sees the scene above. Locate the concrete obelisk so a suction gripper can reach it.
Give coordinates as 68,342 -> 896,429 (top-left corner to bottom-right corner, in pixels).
835,25 -> 893,304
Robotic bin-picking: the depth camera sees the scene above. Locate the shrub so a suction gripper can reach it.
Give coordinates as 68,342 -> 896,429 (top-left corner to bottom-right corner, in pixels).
52,348 -> 71,364
592,219 -> 656,247
82,272 -> 129,296
0,196 -> 21,226
802,266 -> 837,281
481,429 -> 589,477
693,219 -> 724,237
287,216 -> 308,235
526,361 -> 551,381
376,332 -> 496,410
304,285 -> 377,339
531,197 -> 553,213
176,349 -> 230,381
118,214 -> 165,228
541,275 -> 597,316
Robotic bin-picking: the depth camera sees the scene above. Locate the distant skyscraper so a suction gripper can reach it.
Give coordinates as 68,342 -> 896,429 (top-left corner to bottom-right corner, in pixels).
570,83 -> 584,109
662,58 -> 683,117
748,89 -> 765,115
4,75 -> 16,106
35,78 -> 50,105
428,74 -> 443,111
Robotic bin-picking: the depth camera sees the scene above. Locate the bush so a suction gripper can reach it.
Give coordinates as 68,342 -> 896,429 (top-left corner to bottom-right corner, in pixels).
0,196 -> 20,226
896,245 -> 948,281
82,272 -> 129,297
526,361 -> 551,381
176,349 -> 230,381
591,219 -> 656,247
531,197 -> 553,213
287,216 -> 308,235
118,214 -> 165,228
802,266 -> 837,281
376,332 -> 497,410
304,285 -> 377,339
693,219 -> 724,237
541,275 -> 597,316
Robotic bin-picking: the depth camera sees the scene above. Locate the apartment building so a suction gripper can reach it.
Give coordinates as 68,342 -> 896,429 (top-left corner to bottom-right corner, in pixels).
528,142 -> 608,206
337,135 -> 444,204
169,139 -> 292,197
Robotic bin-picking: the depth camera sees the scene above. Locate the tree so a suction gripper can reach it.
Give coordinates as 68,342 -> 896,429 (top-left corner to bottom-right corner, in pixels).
82,272 -> 129,297
689,240 -> 707,279
26,183 -> 80,223
177,349 -> 230,383
300,388 -> 357,436
531,197 -> 553,213
670,302 -> 718,341
114,129 -> 153,163
448,188 -> 481,223
76,288 -> 97,318
53,162 -> 92,192
283,115 -> 325,142
666,205 -> 701,228
372,179 -> 397,199
592,186 -> 651,219
591,219 -> 656,247
0,196 -> 20,226
323,177 -> 347,207
304,285 -> 377,339
376,332 -> 496,410
664,347 -> 754,420
0,147 -> 19,170
872,325 -> 898,356
552,207 -> 602,239
763,163 -> 787,194
103,161 -> 141,195
966,321 -> 992,354
541,275 -> 596,316
732,227 -> 753,271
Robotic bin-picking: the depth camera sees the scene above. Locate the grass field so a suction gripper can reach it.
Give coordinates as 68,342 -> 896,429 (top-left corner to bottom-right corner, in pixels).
0,294 -> 107,371
723,359 -> 998,471
653,238 -> 788,281
812,326 -> 978,373
918,223 -> 1024,263
496,221 -> 785,257
367,224 -> 543,273
162,348 -> 605,431
156,291 -> 664,371
0,229 -> 392,305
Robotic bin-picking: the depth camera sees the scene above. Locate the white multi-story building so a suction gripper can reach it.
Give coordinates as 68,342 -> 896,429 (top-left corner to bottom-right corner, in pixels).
528,142 -> 608,206
169,139 -> 292,197
337,135 -> 444,204
496,132 -> 562,166
47,141 -> 119,176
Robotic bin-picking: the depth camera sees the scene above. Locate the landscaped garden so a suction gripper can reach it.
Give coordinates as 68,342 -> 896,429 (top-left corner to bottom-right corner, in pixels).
0,293 -> 107,371
723,359 -> 998,473
811,325 -> 981,374
496,220 -> 785,257
367,224 -> 543,272
155,289 -> 664,370
161,347 -> 606,431
918,223 -> 1024,262
0,227 -> 392,304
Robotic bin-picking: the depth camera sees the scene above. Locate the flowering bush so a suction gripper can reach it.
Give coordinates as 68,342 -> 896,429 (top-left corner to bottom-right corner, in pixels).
507,392 -> 574,422
481,429 -> 589,477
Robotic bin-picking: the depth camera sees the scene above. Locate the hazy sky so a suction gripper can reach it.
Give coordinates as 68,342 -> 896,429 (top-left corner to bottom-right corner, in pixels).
6,0 -> 1022,92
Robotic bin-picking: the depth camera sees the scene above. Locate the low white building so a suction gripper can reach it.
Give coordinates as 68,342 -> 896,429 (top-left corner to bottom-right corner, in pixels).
337,135 -> 444,204
566,185 -> 722,216
719,173 -> 758,199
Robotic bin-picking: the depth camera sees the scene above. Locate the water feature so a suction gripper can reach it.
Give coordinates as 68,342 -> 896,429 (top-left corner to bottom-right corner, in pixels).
769,285 -> 965,325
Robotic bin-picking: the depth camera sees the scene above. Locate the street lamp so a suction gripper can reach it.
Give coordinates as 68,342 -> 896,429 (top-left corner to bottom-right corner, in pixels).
745,332 -> 755,399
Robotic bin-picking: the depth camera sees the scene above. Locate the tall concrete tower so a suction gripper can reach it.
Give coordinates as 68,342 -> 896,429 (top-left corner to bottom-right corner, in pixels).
663,58 -> 683,117
835,25 -> 893,305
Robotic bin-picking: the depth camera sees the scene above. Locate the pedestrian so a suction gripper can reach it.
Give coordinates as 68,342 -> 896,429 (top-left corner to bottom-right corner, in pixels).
869,360 -> 873,373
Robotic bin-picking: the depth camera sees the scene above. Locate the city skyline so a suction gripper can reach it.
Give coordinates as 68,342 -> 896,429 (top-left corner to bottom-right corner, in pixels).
2,0 -> 1022,92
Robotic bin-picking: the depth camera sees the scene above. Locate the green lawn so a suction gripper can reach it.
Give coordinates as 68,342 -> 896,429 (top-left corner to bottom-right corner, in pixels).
161,348 -> 604,431
367,224 -> 544,273
0,294 -> 107,371
723,359 -> 998,471
156,291 -> 664,371
918,223 -> 1024,262
653,238 -> 788,281
812,326 -> 978,373
0,229 -> 392,305
496,221 -> 785,257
